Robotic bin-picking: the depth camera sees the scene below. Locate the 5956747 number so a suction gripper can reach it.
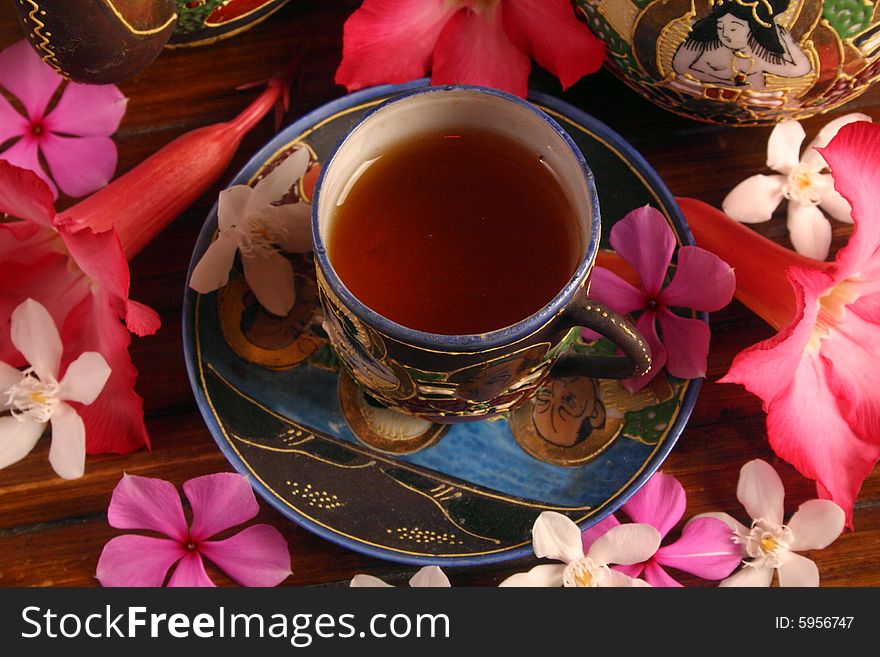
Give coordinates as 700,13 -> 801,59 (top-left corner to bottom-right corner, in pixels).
775,617 -> 854,629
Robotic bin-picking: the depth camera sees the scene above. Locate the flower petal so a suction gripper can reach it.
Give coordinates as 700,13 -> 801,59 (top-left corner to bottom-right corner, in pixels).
655,517 -> 742,580
787,499 -> 845,551
622,311 -> 666,392
167,552 -> 215,587
821,308 -> 880,444
531,511 -> 584,563
588,523 -> 661,566
43,82 -> 127,137
801,113 -> 872,171
11,298 -> 62,380
656,309 -> 711,380
432,4 -> 531,98
58,351 -> 111,405
199,524 -> 291,587
689,511 -> 749,539
189,229 -> 240,294
271,203 -> 313,253
96,535 -> 185,587
0,136 -> 58,198
722,174 -> 785,224
249,147 -> 310,210
0,40 -> 62,121
818,121 -> 880,277
587,266 -> 647,316
217,185 -> 252,231
642,561 -> 681,587
0,415 -> 45,470
814,174 -> 853,224
736,459 -> 785,526
719,565 -> 773,587
107,473 -> 189,542
40,134 -> 118,198
409,565 -> 451,587
766,120 -> 805,175
498,564 -> 565,587
581,513 -> 620,553
0,93 -> 28,145
621,471 -> 685,538
600,569 -> 651,587
0,160 -> 56,228
777,552 -> 819,587
609,206 -> 675,297
787,200 -> 832,260
47,402 -> 86,479
661,246 -> 735,312
60,292 -> 151,455
350,575 -> 393,587
502,0 -> 604,90
183,472 -> 259,542
335,0 -> 457,91
242,252 -> 296,317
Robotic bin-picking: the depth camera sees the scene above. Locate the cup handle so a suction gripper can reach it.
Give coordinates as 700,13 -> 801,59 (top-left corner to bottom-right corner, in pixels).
551,301 -> 652,380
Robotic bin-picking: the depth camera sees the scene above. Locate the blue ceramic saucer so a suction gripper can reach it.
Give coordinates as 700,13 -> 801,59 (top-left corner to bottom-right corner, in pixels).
182,80 -> 701,566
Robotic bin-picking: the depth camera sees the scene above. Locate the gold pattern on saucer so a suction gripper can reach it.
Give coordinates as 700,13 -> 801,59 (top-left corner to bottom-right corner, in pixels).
338,372 -> 448,454
511,373 -> 674,467
217,270 -> 325,369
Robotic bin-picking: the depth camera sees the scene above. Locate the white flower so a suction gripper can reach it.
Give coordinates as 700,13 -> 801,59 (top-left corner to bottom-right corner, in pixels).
0,299 -> 110,479
350,566 -> 450,587
498,511 -> 659,587
722,113 -> 872,260
698,459 -> 844,587
189,147 -> 312,316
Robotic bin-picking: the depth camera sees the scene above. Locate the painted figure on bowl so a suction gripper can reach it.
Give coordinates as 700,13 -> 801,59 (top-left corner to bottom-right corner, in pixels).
673,0 -> 812,89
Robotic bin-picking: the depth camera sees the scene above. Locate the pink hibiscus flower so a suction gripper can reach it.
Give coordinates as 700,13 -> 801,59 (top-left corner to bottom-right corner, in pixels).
335,0 -> 605,98
97,473 -> 291,587
587,206 -> 735,391
678,120 -> 880,527
581,471 -> 742,586
0,39 -> 126,199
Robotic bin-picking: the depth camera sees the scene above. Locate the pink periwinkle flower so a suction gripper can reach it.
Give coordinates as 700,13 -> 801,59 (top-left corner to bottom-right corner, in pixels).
581,471 -> 742,587
97,473 -> 292,587
335,0 -> 605,98
0,39 -> 126,198
587,206 -> 735,390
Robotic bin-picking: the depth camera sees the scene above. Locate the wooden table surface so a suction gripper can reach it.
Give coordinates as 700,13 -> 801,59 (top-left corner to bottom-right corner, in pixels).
1,1 -> 878,588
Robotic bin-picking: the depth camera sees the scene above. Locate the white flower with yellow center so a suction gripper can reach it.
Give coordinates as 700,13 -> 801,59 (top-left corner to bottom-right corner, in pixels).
0,299 -> 110,479
189,147 -> 313,317
350,565 -> 450,587
697,459 -> 845,587
499,511 -> 659,587
722,113 -> 872,260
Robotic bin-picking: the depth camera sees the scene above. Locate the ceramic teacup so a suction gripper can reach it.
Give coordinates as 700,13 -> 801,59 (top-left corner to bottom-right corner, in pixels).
311,85 -> 651,423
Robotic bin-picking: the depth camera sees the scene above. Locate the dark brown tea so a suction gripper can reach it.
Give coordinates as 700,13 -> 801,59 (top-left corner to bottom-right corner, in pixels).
327,127 -> 582,335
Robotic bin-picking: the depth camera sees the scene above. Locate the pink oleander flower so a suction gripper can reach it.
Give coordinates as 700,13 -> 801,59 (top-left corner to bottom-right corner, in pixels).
351,566 -> 450,587
679,120 -> 880,527
498,511 -> 658,587
587,206 -> 735,391
189,147 -> 312,317
581,471 -> 741,587
97,473 -> 291,587
0,39 -> 126,199
335,0 -> 605,98
0,80 -> 286,456
0,162 -> 159,455
0,299 -> 110,479
697,460 -> 844,587
723,113 -> 871,260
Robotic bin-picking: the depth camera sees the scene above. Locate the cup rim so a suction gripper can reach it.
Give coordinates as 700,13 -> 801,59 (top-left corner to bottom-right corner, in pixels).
311,83 -> 601,352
